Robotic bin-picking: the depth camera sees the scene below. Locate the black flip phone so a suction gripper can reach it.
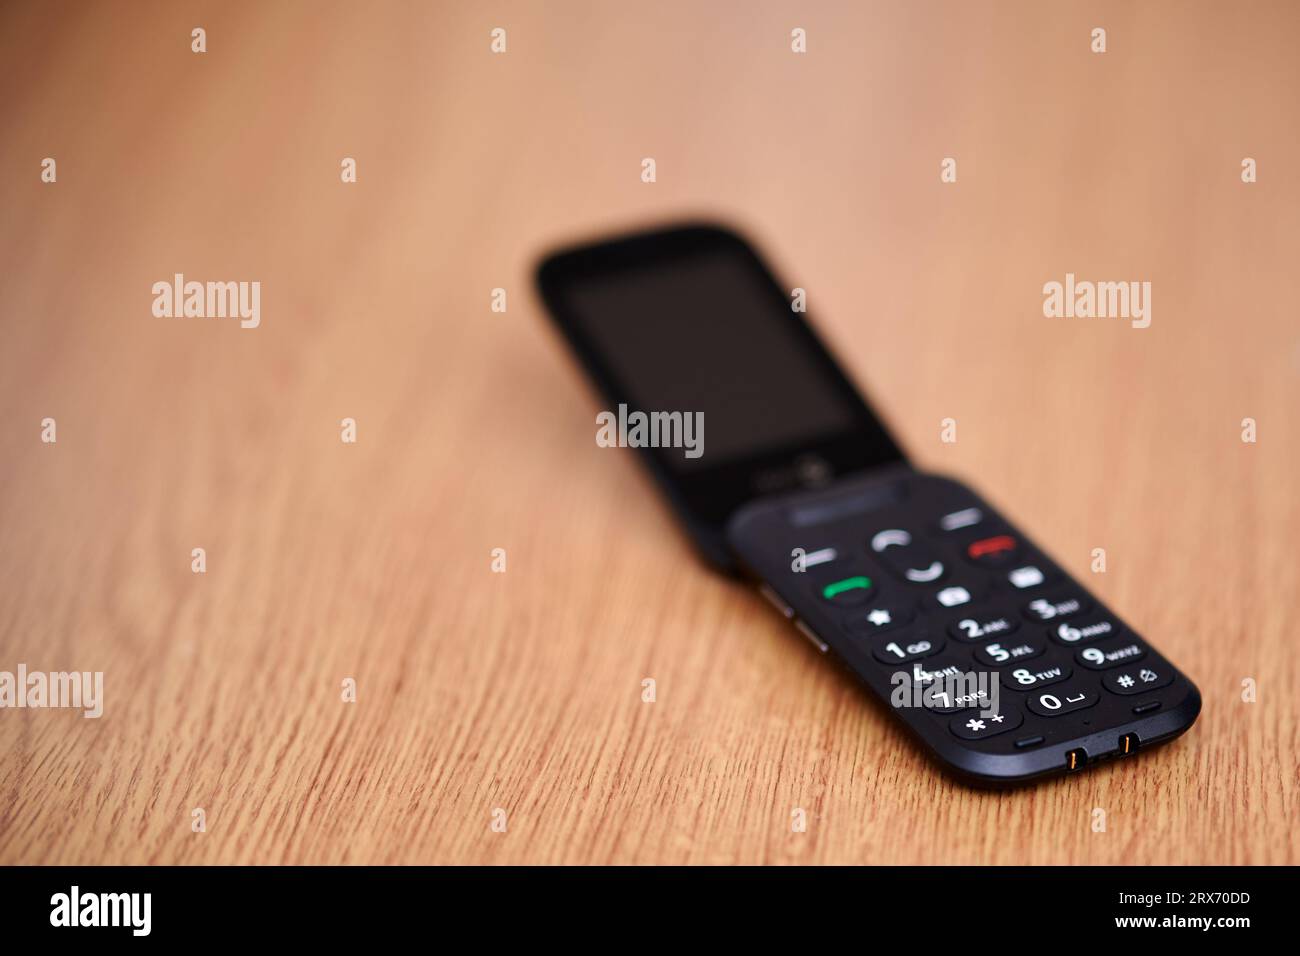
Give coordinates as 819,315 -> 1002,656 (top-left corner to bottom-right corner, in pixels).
535,222 -> 1200,785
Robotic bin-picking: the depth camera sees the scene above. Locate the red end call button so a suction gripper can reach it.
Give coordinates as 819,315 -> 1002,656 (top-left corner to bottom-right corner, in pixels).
966,534 -> 1018,565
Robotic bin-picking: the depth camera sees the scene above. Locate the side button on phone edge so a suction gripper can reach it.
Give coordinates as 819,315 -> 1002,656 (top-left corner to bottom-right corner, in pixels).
758,584 -> 794,619
794,619 -> 829,654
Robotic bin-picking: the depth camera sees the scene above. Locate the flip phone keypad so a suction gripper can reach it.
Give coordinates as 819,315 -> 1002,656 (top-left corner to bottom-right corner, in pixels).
790,502 -> 1183,754
733,472 -> 1200,781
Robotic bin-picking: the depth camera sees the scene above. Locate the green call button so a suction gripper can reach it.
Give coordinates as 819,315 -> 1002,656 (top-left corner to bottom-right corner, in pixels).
821,576 -> 874,605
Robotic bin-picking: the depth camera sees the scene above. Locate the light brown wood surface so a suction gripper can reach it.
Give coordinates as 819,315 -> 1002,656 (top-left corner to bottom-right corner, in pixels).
1,0 -> 1298,865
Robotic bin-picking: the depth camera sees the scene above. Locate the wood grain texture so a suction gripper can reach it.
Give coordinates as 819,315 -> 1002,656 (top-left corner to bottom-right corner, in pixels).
1,0 -> 1298,865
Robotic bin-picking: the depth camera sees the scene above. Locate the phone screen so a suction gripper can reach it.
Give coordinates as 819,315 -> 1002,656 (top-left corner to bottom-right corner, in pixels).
562,247 -> 861,472
538,224 -> 904,569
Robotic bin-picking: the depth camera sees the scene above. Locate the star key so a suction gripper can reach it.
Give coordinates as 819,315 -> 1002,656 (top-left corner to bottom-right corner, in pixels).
949,706 -> 1024,740
844,601 -> 915,636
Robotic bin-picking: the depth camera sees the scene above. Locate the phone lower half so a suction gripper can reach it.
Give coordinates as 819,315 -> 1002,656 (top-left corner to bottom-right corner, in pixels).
725,468 -> 1202,786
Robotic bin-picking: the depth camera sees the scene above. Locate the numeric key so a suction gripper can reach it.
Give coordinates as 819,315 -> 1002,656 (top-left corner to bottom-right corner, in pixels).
1049,616 -> 1119,645
1003,662 -> 1071,690
948,612 -> 1019,642
871,634 -> 944,665
1076,639 -> 1146,670
973,638 -> 1045,668
1026,684 -> 1100,716
1023,593 -> 1090,622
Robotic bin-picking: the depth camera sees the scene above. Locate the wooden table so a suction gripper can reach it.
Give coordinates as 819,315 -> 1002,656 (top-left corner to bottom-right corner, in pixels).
2,0 -> 1297,865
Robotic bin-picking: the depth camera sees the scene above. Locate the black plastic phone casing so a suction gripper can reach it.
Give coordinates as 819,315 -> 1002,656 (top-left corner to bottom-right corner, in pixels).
726,468 -> 1201,785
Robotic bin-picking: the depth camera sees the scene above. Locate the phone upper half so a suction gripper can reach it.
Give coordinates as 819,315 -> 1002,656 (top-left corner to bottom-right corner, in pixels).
535,222 -> 905,571
727,469 -> 1201,783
